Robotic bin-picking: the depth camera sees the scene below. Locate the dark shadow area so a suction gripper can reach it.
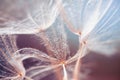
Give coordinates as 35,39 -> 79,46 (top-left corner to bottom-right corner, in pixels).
80,51 -> 120,80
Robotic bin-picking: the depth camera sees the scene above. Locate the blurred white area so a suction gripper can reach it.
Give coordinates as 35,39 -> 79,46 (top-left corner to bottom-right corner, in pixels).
0,0 -> 60,34
62,0 -> 120,56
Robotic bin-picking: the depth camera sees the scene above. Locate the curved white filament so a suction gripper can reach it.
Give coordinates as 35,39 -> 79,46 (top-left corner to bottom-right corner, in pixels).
62,64 -> 68,80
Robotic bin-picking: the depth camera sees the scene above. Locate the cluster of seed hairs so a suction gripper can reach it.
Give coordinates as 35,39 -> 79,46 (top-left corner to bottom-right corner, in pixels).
0,0 -> 120,80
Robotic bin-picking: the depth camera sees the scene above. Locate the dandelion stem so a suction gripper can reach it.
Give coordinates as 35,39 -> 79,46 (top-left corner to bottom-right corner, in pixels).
62,64 -> 68,80
73,38 -> 85,80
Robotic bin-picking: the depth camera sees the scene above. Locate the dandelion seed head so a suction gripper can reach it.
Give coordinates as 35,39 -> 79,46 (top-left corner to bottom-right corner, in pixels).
0,0 -> 60,34
1,0 -> 120,80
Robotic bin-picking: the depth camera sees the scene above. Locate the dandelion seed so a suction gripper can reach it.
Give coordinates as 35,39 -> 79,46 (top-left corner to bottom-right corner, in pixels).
0,0 -> 60,34
15,18 -> 79,80
1,0 -> 120,80
0,35 -> 60,80
0,35 -> 25,80
59,0 -> 120,80
61,0 -> 120,54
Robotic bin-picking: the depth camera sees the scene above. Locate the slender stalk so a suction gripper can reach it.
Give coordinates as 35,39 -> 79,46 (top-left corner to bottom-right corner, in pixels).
62,64 -> 68,80
24,76 -> 33,80
73,36 -> 85,80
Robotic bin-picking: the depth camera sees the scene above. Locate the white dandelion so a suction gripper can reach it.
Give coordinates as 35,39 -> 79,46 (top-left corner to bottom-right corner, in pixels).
0,35 -> 26,80
0,0 -> 60,34
13,18 -> 79,80
59,0 -> 120,80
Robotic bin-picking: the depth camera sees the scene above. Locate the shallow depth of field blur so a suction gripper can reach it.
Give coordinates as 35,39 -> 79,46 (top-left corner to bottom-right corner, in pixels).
0,0 -> 120,80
